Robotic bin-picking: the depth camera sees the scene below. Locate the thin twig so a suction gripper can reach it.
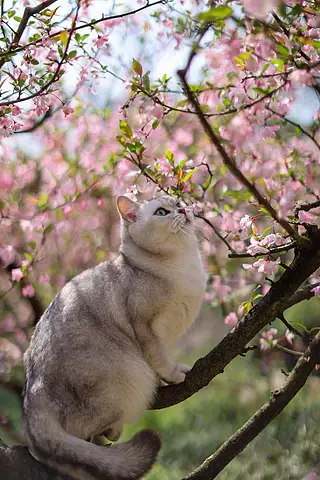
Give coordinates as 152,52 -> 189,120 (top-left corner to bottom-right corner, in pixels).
0,0 -> 166,60
0,3 -> 79,107
195,214 -> 236,254
228,242 -> 296,259
0,0 -> 58,68
278,313 -> 304,338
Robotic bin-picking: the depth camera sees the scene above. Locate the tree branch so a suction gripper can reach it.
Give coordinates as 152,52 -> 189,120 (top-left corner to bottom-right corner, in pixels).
0,3 -> 79,107
228,242 -> 296,259
182,330 -> 320,480
152,242 -> 320,409
177,69 -> 302,243
0,0 -> 166,60
0,0 -> 58,68
0,440 -> 72,480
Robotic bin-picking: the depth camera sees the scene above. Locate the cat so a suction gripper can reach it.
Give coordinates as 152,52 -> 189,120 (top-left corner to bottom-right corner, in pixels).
22,195 -> 207,480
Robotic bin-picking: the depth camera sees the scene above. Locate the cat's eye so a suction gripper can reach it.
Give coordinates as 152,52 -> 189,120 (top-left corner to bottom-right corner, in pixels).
154,208 -> 170,216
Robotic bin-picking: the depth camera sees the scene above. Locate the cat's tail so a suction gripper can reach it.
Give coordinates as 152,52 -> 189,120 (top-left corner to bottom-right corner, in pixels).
22,411 -> 161,480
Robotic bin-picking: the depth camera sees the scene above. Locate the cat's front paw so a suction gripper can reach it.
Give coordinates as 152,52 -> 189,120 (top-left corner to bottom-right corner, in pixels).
165,363 -> 191,384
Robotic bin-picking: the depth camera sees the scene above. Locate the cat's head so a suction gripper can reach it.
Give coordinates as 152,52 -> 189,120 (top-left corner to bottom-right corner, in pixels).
117,195 -> 196,255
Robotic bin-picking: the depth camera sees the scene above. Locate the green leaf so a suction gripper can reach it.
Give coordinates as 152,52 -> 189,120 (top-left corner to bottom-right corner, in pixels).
38,194 -> 48,209
24,252 -> 33,263
68,50 -> 77,58
152,119 -> 160,130
60,31 -> 68,47
116,135 -> 126,146
119,120 -> 133,140
8,10 -> 16,18
277,44 -> 290,60
197,6 -> 232,22
132,58 -> 143,76
142,72 -> 150,90
271,58 -> 284,72
44,224 -> 54,234
165,149 -> 175,166
181,168 -> 199,183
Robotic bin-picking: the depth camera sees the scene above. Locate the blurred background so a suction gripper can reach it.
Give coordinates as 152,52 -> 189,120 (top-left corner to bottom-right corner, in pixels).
1,1 -> 320,479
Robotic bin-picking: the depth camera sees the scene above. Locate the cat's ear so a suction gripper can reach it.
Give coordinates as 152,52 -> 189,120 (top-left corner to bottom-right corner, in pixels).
117,196 -> 139,223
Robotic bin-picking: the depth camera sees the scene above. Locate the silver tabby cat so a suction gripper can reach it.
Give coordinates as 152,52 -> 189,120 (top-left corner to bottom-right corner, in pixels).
22,195 -> 207,480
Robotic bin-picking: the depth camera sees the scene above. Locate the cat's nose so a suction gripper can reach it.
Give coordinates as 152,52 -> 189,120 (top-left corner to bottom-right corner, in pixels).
178,207 -> 186,215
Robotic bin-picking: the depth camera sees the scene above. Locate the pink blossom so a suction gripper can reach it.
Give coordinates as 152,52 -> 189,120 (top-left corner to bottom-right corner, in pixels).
254,257 -> 280,275
239,215 -> 252,229
290,70 -> 315,87
242,0 -> 281,19
260,125 -> 280,140
298,210 -> 313,223
311,285 -> 320,296
261,234 -> 285,247
97,199 -> 105,208
63,205 -> 72,216
95,34 -> 109,49
0,170 -> 13,189
11,268 -> 24,282
244,258 -> 280,275
39,274 -> 50,284
0,245 -> 16,267
260,327 -> 278,350
63,102 -> 74,117
246,238 -> 269,256
22,284 -> 35,298
285,329 -> 294,345
0,116 -> 15,137
33,95 -> 51,117
224,312 -> 238,326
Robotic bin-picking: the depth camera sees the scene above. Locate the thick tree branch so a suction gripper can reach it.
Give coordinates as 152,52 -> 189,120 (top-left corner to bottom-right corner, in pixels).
152,241 -> 320,409
296,200 -> 320,212
183,330 -> 320,480
0,441 -> 71,480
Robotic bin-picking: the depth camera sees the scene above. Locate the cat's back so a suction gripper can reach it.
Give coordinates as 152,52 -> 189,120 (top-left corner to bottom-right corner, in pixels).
24,258 -> 133,372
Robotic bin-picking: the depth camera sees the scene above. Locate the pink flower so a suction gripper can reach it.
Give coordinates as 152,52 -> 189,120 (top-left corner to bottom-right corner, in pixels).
0,170 -> 13,189
224,312 -> 238,326
311,285 -> 320,296
240,215 -> 252,229
260,125 -> 280,140
242,0 -> 281,19
260,328 -> 278,350
261,234 -> 285,247
0,245 -> 16,268
11,268 -> 24,282
95,34 -> 109,49
290,70 -> 315,87
63,205 -> 72,216
285,329 -> 294,345
63,102 -> 74,117
22,284 -> 35,298
246,238 -> 269,256
39,274 -> 50,284
244,258 -> 280,275
298,211 -> 313,223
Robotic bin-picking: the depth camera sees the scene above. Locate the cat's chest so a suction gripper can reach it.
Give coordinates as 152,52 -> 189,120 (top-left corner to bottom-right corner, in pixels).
153,259 -> 207,343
